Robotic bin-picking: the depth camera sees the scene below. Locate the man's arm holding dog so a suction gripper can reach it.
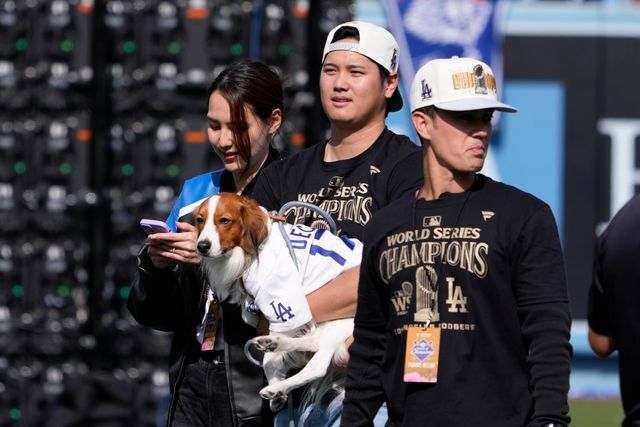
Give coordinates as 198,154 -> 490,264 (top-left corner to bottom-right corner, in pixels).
306,266 -> 359,322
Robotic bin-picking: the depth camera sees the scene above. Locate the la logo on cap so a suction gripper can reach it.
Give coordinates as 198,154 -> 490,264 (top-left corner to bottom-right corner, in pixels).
390,48 -> 398,71
421,79 -> 433,101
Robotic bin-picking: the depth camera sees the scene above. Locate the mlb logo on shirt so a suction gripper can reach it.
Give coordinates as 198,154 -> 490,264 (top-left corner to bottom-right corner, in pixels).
423,216 -> 442,227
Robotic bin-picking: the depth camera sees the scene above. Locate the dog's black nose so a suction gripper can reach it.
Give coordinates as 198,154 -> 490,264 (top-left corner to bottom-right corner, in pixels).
197,240 -> 211,254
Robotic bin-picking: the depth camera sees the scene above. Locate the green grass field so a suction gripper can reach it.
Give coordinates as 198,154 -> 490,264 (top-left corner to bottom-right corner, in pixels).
570,399 -> 624,426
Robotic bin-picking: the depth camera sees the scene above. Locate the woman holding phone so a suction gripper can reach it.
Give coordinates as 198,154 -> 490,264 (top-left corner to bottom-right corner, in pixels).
128,59 -> 283,427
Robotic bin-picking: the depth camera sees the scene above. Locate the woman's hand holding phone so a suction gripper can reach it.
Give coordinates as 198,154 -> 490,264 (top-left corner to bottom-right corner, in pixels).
141,220 -> 200,269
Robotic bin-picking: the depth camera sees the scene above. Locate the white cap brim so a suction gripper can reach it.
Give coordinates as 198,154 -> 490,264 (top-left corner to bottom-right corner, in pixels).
435,98 -> 517,113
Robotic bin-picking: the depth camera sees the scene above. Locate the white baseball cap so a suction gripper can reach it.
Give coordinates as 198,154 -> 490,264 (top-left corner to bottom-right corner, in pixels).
322,21 -> 402,112
409,56 -> 516,113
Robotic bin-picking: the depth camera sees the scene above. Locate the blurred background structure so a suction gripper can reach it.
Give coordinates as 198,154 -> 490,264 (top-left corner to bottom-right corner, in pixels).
1,0 -> 639,425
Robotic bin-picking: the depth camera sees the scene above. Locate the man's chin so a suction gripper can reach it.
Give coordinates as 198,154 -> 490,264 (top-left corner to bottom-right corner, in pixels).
469,164 -> 485,173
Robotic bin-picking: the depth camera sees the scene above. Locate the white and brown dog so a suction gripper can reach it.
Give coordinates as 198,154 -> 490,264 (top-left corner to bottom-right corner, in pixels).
193,192 -> 361,410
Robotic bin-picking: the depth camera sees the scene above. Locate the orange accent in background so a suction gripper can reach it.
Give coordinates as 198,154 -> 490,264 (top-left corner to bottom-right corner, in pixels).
76,129 -> 92,142
186,8 -> 209,19
293,6 -> 309,18
78,3 -> 93,14
291,132 -> 306,146
184,131 -> 207,144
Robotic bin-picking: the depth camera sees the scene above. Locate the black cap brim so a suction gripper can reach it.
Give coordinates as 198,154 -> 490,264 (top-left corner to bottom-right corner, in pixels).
388,87 -> 403,112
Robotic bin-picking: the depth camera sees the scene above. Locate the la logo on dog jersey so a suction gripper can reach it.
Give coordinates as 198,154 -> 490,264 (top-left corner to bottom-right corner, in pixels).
270,300 -> 295,322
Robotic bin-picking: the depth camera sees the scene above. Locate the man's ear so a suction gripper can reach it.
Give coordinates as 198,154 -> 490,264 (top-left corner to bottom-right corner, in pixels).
268,108 -> 283,135
384,73 -> 399,100
411,110 -> 432,141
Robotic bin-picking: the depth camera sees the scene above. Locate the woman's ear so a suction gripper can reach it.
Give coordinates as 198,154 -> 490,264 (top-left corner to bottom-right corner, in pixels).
268,108 -> 283,135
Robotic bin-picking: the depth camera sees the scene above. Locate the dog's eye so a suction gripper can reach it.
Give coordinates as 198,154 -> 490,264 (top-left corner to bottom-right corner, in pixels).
195,217 -> 204,224
219,217 -> 231,225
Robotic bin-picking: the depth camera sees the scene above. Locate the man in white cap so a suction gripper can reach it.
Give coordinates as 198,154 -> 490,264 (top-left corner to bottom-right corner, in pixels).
252,20 -> 423,426
254,20 -> 420,241
341,57 -> 572,427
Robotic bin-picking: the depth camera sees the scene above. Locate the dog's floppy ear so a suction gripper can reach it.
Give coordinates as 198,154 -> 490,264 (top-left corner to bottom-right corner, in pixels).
239,197 -> 268,257
193,197 -> 209,234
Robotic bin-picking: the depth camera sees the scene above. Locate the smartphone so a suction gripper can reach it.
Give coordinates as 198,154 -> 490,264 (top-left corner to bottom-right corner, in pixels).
140,218 -> 172,235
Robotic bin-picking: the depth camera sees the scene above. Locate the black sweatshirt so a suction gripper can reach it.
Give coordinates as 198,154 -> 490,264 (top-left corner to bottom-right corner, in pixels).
341,174 -> 572,427
252,127 -> 423,239
588,194 -> 640,425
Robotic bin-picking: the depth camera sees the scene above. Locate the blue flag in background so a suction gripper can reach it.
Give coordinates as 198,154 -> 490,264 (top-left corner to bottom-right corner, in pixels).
379,0 -> 507,180
381,0 -> 504,96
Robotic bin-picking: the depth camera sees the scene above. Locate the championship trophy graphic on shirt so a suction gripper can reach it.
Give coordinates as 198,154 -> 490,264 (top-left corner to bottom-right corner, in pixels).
414,264 -> 440,323
406,264 -> 442,383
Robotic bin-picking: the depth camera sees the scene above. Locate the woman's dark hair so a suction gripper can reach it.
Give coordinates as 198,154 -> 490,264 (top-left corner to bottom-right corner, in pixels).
206,59 -> 283,172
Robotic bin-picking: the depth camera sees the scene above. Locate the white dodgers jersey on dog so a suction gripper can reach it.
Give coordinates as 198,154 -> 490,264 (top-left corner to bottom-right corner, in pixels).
243,223 -> 363,333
